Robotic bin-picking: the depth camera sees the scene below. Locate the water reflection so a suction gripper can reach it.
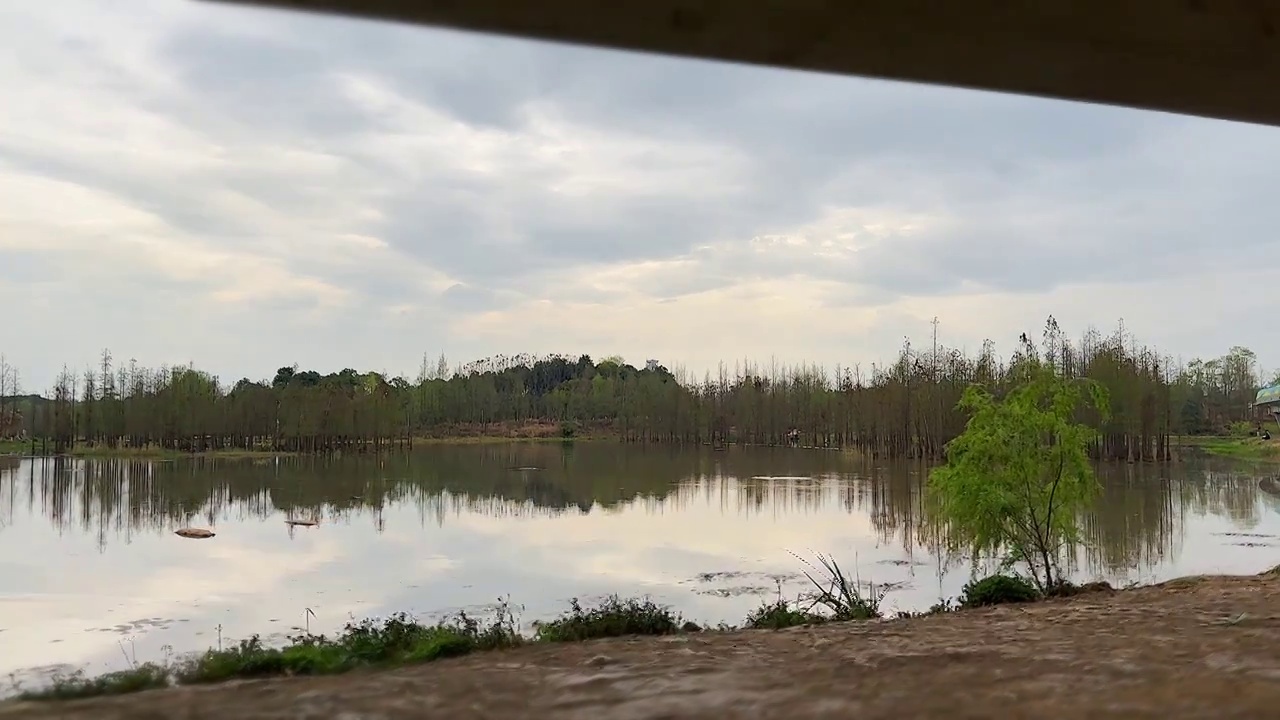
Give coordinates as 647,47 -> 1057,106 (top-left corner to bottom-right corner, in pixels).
1,446 -> 1278,689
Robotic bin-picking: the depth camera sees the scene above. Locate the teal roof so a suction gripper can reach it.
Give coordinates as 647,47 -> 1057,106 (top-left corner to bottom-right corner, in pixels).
1257,385 -> 1280,405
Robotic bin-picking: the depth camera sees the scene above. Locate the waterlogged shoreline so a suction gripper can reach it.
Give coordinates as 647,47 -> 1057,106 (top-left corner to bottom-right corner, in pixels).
9,430 -> 1272,461
5,568 -> 1280,719
4,430 -> 1278,717
0,430 -> 611,459
4,422 -> 1272,462
1,569 -> 1057,703
2,568 -> 1260,705
1178,434 -> 1280,463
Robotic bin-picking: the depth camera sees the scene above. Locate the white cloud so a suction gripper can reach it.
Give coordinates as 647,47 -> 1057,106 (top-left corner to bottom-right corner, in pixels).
1,0 -> 1278,392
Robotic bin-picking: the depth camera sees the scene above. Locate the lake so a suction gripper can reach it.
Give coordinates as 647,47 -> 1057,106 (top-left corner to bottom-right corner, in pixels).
2,444 -> 1278,688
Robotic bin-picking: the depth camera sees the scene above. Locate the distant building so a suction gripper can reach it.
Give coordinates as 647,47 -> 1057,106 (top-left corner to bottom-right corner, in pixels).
645,359 -> 661,372
1254,384 -> 1280,426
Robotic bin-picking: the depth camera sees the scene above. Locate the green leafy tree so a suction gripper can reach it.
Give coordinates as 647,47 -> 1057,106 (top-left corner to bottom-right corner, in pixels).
928,362 -> 1111,592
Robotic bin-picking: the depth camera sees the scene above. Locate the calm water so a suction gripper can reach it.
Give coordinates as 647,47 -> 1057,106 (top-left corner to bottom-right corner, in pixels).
2,445 -> 1278,686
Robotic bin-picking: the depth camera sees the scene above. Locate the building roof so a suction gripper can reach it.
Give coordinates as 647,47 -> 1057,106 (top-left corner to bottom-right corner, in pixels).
1257,385 -> 1280,406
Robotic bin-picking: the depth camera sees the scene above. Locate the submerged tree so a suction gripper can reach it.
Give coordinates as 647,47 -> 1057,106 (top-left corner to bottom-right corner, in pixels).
928,361 -> 1111,592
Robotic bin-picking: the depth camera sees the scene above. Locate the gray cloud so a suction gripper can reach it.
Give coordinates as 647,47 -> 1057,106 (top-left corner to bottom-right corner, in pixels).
440,283 -> 503,313
4,0 -> 1280,389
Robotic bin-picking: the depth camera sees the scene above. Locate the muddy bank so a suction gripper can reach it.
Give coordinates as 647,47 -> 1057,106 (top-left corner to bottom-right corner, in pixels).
7,571 -> 1280,719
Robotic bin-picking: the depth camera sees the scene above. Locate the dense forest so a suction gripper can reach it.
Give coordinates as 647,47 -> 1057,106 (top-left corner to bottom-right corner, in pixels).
0,317 -> 1271,461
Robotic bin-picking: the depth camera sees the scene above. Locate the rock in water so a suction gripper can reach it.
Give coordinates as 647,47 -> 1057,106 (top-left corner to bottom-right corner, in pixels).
175,527 -> 215,539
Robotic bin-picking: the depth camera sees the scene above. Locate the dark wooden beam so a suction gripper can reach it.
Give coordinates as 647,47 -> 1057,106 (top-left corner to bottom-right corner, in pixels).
202,0 -> 1280,128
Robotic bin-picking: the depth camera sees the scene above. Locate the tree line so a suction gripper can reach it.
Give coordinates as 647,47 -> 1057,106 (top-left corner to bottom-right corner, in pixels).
0,317 -> 1270,459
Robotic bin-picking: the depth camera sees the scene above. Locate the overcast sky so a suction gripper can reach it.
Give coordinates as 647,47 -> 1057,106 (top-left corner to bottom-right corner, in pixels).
3,1 -> 1279,391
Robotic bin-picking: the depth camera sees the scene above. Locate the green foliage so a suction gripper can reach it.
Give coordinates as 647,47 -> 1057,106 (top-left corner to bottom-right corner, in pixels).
958,574 -> 1041,608
928,362 -> 1111,592
175,606 -> 522,685
743,598 -> 828,629
533,596 -> 683,642
16,664 -> 170,701
1228,421 -> 1257,438
0,438 -> 33,456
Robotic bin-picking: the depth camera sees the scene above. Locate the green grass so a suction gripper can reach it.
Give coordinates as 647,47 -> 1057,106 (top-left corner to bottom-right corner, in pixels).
0,439 -> 35,456
13,597 -> 687,703
533,596 -> 684,642
1179,434 -> 1280,462
15,606 -> 523,702
411,435 -> 600,446
14,664 -> 171,701
743,598 -> 828,629
174,609 -> 520,685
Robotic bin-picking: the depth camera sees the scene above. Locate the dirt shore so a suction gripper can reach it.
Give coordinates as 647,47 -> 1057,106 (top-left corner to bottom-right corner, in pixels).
7,571 -> 1280,719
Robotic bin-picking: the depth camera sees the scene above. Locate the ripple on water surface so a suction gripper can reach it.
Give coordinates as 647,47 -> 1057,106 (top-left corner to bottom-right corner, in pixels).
0,447 -> 1275,691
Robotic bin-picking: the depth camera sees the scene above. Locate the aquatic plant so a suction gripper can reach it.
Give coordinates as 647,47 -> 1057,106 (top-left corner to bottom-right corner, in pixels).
792,552 -> 886,620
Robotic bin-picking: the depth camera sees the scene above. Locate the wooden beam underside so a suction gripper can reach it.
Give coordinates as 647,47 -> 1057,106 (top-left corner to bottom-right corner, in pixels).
205,0 -> 1280,127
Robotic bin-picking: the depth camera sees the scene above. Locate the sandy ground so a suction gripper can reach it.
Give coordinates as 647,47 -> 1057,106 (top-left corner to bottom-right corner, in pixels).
6,571 -> 1280,719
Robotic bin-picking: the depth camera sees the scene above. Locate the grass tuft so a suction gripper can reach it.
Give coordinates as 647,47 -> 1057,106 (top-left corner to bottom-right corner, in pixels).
177,605 -> 523,685
958,574 -> 1040,608
743,597 -> 827,629
534,596 -> 683,642
792,552 -> 886,620
16,664 -> 170,701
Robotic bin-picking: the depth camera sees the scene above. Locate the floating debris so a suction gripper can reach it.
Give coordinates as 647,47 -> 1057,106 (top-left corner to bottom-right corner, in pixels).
174,528 -> 215,539
695,571 -> 750,582
693,570 -> 801,585
697,585 -> 774,598
1213,612 -> 1251,626
749,475 -> 814,481
510,466 -> 543,472
285,519 -> 319,527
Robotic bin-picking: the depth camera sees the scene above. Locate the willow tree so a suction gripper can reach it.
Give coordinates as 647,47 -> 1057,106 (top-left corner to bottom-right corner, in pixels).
928,362 -> 1111,592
